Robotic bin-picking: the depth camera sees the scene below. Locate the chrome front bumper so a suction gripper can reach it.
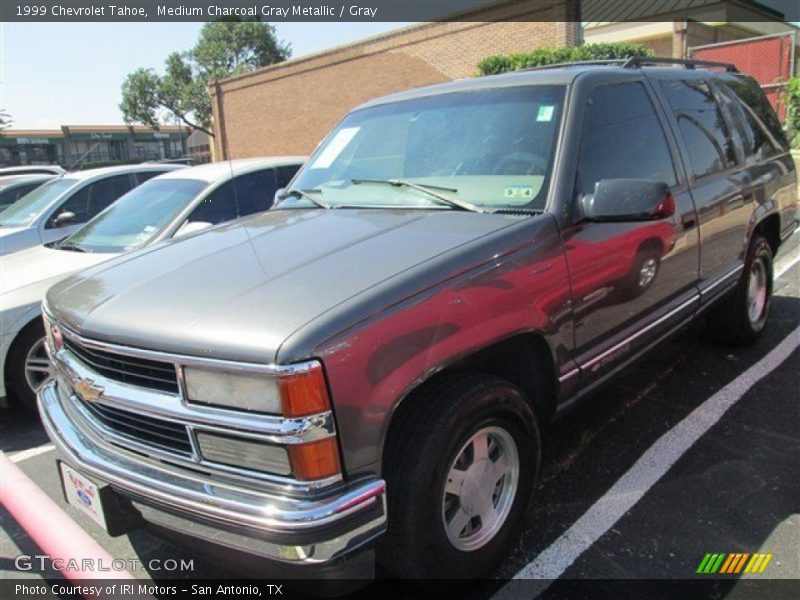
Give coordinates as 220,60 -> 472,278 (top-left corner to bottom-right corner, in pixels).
38,380 -> 387,567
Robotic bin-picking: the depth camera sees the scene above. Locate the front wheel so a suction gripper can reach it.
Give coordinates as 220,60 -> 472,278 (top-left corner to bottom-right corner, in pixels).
6,322 -> 52,412
707,233 -> 773,345
379,372 -> 540,579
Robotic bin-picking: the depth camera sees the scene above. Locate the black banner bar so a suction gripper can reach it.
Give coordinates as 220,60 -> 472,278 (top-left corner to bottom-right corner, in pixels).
1,0 -> 799,23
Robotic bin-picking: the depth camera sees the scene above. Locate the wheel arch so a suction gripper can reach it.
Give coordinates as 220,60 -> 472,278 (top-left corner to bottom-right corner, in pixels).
380,330 -> 557,474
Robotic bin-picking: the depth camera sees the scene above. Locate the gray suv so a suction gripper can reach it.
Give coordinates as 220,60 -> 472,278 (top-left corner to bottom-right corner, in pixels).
39,58 -> 797,580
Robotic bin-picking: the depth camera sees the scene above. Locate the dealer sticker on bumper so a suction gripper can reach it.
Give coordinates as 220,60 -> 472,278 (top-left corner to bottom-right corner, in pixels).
60,463 -> 107,530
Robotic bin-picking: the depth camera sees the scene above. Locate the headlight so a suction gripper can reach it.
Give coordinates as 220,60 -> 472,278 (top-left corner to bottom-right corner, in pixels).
183,367 -> 282,413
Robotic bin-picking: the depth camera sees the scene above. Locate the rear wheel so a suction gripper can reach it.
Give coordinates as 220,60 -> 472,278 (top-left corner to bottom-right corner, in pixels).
379,372 -> 540,579
6,322 -> 51,412
707,233 -> 773,345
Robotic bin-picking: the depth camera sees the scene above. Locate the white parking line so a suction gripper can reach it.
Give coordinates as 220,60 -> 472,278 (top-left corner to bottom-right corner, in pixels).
9,444 -> 54,463
494,324 -> 800,595
775,247 -> 800,280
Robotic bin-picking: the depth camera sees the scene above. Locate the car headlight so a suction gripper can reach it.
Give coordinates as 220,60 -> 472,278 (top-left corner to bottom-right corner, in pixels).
183,367 -> 282,414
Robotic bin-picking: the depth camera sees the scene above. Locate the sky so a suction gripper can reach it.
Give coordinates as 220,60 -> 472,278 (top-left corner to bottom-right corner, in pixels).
0,22 -> 410,129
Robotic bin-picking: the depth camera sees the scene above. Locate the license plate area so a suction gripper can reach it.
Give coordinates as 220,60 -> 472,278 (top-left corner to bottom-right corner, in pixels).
58,462 -> 139,536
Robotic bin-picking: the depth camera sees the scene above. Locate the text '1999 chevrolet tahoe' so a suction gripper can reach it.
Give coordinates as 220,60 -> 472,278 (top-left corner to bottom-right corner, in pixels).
39,58 -> 797,581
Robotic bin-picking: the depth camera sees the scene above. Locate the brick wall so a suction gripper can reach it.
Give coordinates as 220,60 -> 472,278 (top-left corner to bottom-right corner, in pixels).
210,0 -> 580,160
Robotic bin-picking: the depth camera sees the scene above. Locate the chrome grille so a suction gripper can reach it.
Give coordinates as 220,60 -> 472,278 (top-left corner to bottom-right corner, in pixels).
64,338 -> 179,394
79,398 -> 193,456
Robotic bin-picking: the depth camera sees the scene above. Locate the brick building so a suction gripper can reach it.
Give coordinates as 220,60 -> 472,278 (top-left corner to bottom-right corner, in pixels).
209,0 -> 581,160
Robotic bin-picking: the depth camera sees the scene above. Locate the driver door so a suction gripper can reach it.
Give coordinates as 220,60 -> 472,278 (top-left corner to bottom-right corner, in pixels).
562,79 -> 700,386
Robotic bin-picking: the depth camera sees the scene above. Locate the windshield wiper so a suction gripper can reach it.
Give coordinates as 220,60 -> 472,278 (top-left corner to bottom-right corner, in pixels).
351,179 -> 484,213
278,188 -> 331,209
57,240 -> 91,253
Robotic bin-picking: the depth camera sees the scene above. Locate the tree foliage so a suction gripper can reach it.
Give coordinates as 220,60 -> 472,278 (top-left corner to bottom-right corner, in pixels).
477,43 -> 655,76
120,20 -> 290,136
0,109 -> 12,132
787,76 -> 800,149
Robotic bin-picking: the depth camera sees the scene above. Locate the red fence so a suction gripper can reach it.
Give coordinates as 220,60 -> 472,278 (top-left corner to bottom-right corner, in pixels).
690,32 -> 795,121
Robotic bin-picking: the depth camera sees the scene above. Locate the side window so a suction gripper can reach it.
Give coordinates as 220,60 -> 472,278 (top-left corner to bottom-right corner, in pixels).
86,174 -> 135,216
724,76 -> 788,151
135,170 -> 165,184
660,79 -> 737,179
716,81 -> 780,161
53,185 -> 91,225
56,174 -> 135,226
575,81 -> 677,198
276,164 -> 301,187
232,169 -> 280,217
186,180 -> 238,225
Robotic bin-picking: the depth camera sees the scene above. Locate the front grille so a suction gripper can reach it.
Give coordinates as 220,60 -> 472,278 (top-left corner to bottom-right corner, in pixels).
79,399 -> 193,456
64,338 -> 180,394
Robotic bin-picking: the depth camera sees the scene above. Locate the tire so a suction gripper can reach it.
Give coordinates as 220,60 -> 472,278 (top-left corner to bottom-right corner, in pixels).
6,321 -> 51,412
378,372 -> 541,579
618,246 -> 661,299
707,233 -> 773,346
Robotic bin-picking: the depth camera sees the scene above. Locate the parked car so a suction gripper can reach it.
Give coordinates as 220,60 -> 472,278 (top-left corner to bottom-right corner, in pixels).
0,174 -> 56,210
39,60 -> 797,581
0,163 -> 183,256
0,165 -> 65,177
0,157 -> 304,410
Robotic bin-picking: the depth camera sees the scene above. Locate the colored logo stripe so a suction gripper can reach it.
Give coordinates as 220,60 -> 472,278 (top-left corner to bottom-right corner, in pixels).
697,553 -> 772,574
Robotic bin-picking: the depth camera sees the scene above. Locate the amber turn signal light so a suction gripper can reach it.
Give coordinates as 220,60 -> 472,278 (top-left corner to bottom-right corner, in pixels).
279,365 -> 331,417
288,438 -> 341,480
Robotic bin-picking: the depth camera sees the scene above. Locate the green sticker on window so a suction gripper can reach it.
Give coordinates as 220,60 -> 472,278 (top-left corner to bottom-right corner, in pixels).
537,105 -> 555,122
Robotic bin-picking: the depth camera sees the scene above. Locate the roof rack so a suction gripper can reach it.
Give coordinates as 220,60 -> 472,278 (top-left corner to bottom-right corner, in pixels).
622,56 -> 738,72
516,56 -> 739,74
519,59 -> 628,72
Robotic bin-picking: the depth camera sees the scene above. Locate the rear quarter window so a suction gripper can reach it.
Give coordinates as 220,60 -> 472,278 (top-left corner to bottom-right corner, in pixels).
660,79 -> 738,179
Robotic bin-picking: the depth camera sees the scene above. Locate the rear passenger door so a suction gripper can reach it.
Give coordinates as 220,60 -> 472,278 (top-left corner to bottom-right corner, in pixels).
658,77 -> 752,303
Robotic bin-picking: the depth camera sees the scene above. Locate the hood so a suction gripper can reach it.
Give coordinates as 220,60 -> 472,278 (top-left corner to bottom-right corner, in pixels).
0,244 -> 110,310
46,208 -> 519,364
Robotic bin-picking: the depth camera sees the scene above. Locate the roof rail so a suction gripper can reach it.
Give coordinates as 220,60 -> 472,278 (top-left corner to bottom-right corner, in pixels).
518,59 -> 628,72
623,56 -> 738,72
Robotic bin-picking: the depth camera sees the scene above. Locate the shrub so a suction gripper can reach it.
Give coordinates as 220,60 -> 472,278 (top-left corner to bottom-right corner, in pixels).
477,42 -> 655,76
786,76 -> 800,149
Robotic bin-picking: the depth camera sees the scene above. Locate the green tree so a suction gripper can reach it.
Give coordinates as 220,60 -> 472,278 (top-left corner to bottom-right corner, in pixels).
120,20 -> 290,136
0,109 -> 12,131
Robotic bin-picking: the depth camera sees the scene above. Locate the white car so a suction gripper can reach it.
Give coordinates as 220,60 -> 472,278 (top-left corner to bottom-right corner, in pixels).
0,156 -> 304,409
0,163 -> 184,256
0,165 -> 65,177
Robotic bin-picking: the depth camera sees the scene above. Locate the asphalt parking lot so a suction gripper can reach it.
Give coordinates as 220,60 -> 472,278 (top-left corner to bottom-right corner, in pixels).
1,233 -> 799,599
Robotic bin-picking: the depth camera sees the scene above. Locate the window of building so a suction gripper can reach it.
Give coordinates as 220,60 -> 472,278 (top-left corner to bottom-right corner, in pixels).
575,81 -> 677,198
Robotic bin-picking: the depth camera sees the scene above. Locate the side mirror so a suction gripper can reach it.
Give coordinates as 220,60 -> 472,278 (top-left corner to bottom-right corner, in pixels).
52,211 -> 76,227
174,220 -> 212,237
274,188 -> 286,205
581,179 -> 674,222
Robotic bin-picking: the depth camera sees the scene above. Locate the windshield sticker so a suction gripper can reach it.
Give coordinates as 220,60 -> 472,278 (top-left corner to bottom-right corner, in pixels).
310,127 -> 360,169
537,105 -> 556,122
504,185 -> 535,200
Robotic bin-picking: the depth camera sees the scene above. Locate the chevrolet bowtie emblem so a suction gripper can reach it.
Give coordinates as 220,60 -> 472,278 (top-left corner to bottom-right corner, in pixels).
74,377 -> 104,403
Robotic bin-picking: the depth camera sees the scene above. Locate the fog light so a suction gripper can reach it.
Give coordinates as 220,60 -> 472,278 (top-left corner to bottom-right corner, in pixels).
195,432 -> 291,475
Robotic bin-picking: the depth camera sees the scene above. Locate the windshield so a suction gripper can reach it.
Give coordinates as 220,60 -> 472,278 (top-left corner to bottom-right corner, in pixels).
0,178 -> 77,227
60,178 -> 208,253
285,85 -> 565,211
